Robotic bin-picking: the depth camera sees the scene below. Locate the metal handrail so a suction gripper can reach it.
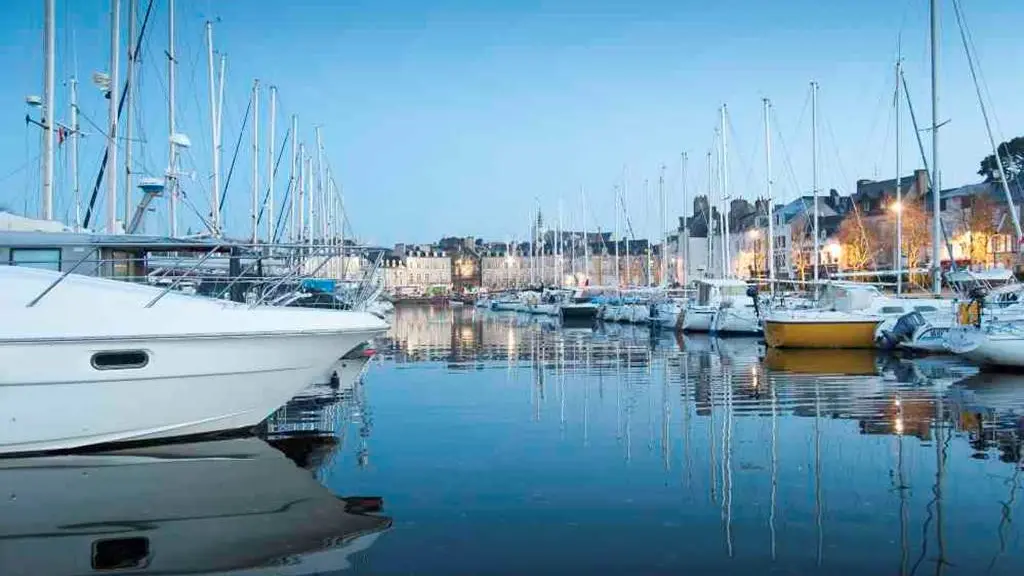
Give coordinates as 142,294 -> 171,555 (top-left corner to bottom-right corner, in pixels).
249,245 -> 334,308
143,244 -> 224,308
25,247 -> 101,308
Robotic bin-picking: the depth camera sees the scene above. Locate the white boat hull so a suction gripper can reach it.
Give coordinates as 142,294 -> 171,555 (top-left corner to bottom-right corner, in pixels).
625,304 -> 651,324
946,325 -> 1024,368
711,306 -> 762,335
682,307 -> 716,332
0,330 -> 377,454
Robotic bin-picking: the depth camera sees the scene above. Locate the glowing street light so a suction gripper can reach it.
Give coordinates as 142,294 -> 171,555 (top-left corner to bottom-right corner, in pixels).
890,200 -> 902,213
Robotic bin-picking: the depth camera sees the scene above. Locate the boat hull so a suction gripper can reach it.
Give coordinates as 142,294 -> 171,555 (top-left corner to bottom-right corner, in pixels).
560,304 -> 599,322
947,326 -> 1024,368
763,319 -> 880,349
0,330 -> 378,454
711,307 -> 761,335
681,308 -> 716,332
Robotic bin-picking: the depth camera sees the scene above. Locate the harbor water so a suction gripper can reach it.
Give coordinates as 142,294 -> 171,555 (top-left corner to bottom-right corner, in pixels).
306,305 -> 1024,574
5,304 -> 1024,574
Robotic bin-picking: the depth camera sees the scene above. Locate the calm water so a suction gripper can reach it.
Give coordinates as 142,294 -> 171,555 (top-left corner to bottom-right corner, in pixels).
3,306 -> 1023,575
311,305 -> 1024,575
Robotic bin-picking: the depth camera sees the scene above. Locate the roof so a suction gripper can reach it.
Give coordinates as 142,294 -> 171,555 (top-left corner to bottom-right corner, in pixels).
0,211 -> 70,233
0,230 -> 229,252
777,197 -> 839,224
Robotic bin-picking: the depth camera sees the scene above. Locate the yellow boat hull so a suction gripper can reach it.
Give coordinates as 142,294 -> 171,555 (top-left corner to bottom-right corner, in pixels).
763,319 -> 880,349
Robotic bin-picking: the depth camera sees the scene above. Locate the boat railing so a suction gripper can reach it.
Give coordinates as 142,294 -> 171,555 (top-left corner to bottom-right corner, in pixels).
11,241 -> 385,309
24,246 -> 100,307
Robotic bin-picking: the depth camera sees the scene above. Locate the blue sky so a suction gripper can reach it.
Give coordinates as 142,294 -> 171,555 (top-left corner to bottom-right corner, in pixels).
1,0 -> 1022,245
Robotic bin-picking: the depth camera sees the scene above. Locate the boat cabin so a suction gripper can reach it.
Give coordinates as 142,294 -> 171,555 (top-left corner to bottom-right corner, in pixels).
693,278 -> 750,307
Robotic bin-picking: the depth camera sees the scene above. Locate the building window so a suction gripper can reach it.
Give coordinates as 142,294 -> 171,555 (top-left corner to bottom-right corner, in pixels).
10,247 -> 62,271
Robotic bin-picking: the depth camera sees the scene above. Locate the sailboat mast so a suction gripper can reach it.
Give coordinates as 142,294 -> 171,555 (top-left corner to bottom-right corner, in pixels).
250,79 -> 260,244
681,152 -> 689,286
719,106 -> 730,278
614,186 -> 620,288
41,0 -> 56,221
811,81 -> 820,294
70,78 -> 80,231
107,0 -> 121,233
267,86 -> 277,242
706,150 -> 713,274
315,126 -> 324,244
123,0 -> 136,227
206,21 -> 220,234
297,143 -> 305,242
166,0 -> 176,236
895,59 -> 903,295
659,165 -> 667,287
289,115 -> 297,242
764,98 -> 775,294
930,0 -> 941,294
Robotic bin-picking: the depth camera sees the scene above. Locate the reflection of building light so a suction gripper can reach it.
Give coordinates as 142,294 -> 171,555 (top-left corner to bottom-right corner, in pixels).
747,229 -> 760,239
894,417 -> 904,435
826,241 -> 842,262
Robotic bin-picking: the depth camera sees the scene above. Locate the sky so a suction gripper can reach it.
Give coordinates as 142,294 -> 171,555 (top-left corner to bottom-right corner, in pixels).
1,0 -> 1023,246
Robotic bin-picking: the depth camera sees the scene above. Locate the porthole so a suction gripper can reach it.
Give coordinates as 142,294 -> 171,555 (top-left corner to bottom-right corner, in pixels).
91,350 -> 149,370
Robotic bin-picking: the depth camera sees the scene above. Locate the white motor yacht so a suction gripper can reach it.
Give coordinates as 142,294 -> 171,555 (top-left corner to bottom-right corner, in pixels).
0,437 -> 391,576
0,266 -> 388,454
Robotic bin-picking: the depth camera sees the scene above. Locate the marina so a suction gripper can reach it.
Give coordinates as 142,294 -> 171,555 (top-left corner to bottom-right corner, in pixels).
2,0 -> 1024,573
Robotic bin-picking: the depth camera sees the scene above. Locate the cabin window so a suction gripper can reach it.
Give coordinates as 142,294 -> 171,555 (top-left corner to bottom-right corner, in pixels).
93,537 -> 150,570
91,350 -> 150,370
913,305 -> 938,313
879,306 -> 905,314
9,248 -> 62,271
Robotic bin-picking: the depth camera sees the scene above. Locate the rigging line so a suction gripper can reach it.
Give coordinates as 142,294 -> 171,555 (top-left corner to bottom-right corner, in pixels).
219,90 -> 253,214
769,106 -> 804,204
0,153 -> 41,186
83,0 -> 157,229
257,127 -> 292,226
955,0 -> 1006,144
725,110 -> 761,203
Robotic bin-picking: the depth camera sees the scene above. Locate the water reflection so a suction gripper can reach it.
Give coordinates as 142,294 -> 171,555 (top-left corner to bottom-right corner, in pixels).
0,437 -> 390,576
339,305 -> 1024,575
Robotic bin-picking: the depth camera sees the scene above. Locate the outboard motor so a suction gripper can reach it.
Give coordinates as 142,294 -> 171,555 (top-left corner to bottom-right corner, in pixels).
746,285 -> 760,318
968,287 -> 987,328
876,311 -> 927,350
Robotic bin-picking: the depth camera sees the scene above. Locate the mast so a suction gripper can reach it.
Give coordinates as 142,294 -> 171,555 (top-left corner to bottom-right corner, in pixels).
106,0 -> 121,233
305,154 -> 313,245
895,58 -> 903,295
315,126 -> 324,245
811,81 -> 820,295
289,115 -> 298,242
719,107 -> 729,278
614,185 -> 620,288
929,0 -> 942,294
706,151 -> 713,274
166,0 -> 176,236
205,21 -> 220,234
267,85 -> 277,242
70,77 -> 81,230
659,165 -> 667,287
764,98 -> 775,294
250,79 -> 260,243
297,143 -> 305,243
582,186 -> 590,283
41,0 -> 56,221
618,170 -> 626,286
557,199 -> 563,286
681,152 -> 688,286
123,0 -> 136,227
